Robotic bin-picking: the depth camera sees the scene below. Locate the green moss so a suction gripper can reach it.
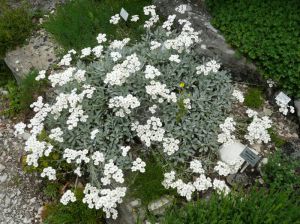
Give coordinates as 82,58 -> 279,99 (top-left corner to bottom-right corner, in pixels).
129,157 -> 175,205
44,0 -> 151,50
244,88 -> 264,109
0,1 -> 34,57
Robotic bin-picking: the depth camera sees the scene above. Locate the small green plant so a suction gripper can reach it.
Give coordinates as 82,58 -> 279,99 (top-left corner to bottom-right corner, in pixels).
163,188 -> 300,224
268,128 -> 285,148
262,149 -> 300,190
43,182 -> 61,201
0,0 -> 34,57
44,0 -> 151,50
43,190 -> 104,224
244,88 -> 264,109
129,157 -> 175,205
2,70 -> 46,116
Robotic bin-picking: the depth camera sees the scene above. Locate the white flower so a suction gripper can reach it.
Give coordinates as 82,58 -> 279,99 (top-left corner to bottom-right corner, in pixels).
193,174 -> 212,191
144,65 -> 161,79
214,161 -> 232,176
162,171 -> 177,189
232,89 -> 244,103
80,47 -> 92,58
213,179 -> 230,195
96,33 -> 107,44
121,146 -> 130,157
175,4 -> 188,14
190,160 -> 205,174
90,129 -> 99,140
150,41 -> 161,50
267,79 -> 275,88
91,151 -> 105,165
162,14 -> 176,31
245,115 -> 272,144
60,190 -> 76,205
36,70 -> 46,81
110,52 -> 122,62
131,15 -> 139,22
74,167 -> 82,176
149,104 -> 158,114
169,54 -> 181,63
143,5 -> 159,28
101,160 -> 124,185
217,117 -> 236,145
131,157 -> 146,173
14,122 -> 26,136
196,60 -> 220,76
246,109 -> 258,118
183,98 -> 191,109
49,127 -> 64,143
110,14 -> 121,24
162,137 -> 180,155
92,45 -> 104,58
41,167 -> 56,180
63,148 -> 90,164
108,94 -> 140,117
145,80 -> 177,103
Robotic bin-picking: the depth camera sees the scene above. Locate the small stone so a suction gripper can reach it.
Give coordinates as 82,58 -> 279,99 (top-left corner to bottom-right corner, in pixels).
226,173 -> 251,187
263,107 -> 273,116
0,164 -> 5,172
148,196 -> 173,215
0,173 -> 8,183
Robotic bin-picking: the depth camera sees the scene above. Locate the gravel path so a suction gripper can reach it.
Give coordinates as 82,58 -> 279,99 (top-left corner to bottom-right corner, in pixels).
0,115 -> 43,224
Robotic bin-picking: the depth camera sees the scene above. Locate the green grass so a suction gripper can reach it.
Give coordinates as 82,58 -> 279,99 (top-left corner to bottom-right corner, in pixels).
44,0 -> 151,50
128,157 -> 175,206
163,188 -> 300,224
207,0 -> 300,97
268,128 -> 286,148
0,1 -> 34,57
244,88 -> 264,109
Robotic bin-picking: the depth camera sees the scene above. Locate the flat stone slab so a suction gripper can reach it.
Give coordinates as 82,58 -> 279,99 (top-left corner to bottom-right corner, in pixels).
4,30 -> 58,82
219,141 -> 245,166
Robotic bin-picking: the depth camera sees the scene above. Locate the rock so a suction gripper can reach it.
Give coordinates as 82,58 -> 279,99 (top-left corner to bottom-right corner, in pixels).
226,173 -> 250,187
0,174 -> 8,183
263,107 -> 273,116
148,196 -> 173,215
282,138 -> 300,159
219,141 -> 245,165
294,99 -> 300,119
153,0 -> 263,85
4,30 -> 58,82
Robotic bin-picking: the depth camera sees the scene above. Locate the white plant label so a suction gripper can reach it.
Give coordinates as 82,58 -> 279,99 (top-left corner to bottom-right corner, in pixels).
275,92 -> 291,105
120,8 -> 129,21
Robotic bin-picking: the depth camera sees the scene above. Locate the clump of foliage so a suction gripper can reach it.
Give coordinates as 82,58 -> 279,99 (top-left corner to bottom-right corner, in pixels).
262,149 -> 300,190
0,0 -> 34,57
0,59 -> 14,87
163,188 -> 300,224
43,182 -> 61,201
206,0 -> 300,97
268,128 -> 285,148
43,190 -> 104,224
244,88 -> 264,109
129,156 -> 175,205
2,70 -> 46,116
44,0 -> 151,50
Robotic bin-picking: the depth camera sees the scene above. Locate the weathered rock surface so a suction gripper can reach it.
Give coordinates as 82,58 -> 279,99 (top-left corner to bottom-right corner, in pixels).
153,0 -> 263,84
219,141 -> 245,165
4,30 -> 58,82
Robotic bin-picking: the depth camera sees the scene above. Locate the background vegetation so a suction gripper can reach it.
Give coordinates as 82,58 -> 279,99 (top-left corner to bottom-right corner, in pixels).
207,0 -> 300,97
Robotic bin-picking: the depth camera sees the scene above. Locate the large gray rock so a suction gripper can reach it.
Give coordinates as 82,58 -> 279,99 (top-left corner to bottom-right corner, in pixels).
294,99 -> 300,120
4,30 -> 58,82
153,0 -> 262,84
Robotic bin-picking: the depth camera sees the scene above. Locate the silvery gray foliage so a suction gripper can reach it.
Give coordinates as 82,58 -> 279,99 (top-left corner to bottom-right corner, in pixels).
45,26 -> 232,186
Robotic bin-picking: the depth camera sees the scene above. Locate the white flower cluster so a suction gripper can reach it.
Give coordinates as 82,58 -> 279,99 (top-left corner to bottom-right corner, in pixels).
214,161 -> 232,176
109,38 -> 130,50
91,151 -> 105,165
145,81 -> 177,103
162,15 -> 176,33
108,94 -> 140,117
82,183 -> 126,219
36,70 -> 46,81
169,54 -> 181,63
175,4 -> 188,14
92,45 -> 104,58
131,117 -> 165,147
150,41 -> 161,50
121,146 -> 130,157
183,98 -> 191,109
189,159 -> 205,174
131,157 -> 146,173
276,99 -> 295,115
41,166 -> 56,180
162,137 -> 180,155
164,19 -> 200,53
143,5 -> 159,28
196,59 -> 220,76
97,33 -> 107,44
58,49 -> 76,66
60,190 -> 76,205
217,117 -> 236,145
245,113 -> 272,144
144,65 -> 161,79
14,122 -> 26,136
63,148 -> 90,164
131,15 -> 139,22
80,47 -> 92,58
101,160 -> 124,185
110,14 -> 121,24
267,79 -> 275,88
110,52 -> 122,62
104,53 -> 141,86
213,179 -> 230,195
193,174 -> 212,191
49,127 -> 64,143
232,89 -> 244,103
149,104 -> 157,114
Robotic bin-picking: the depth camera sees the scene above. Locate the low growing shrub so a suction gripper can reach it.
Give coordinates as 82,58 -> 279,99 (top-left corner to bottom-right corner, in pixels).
244,88 -> 264,109
207,0 -> 300,97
